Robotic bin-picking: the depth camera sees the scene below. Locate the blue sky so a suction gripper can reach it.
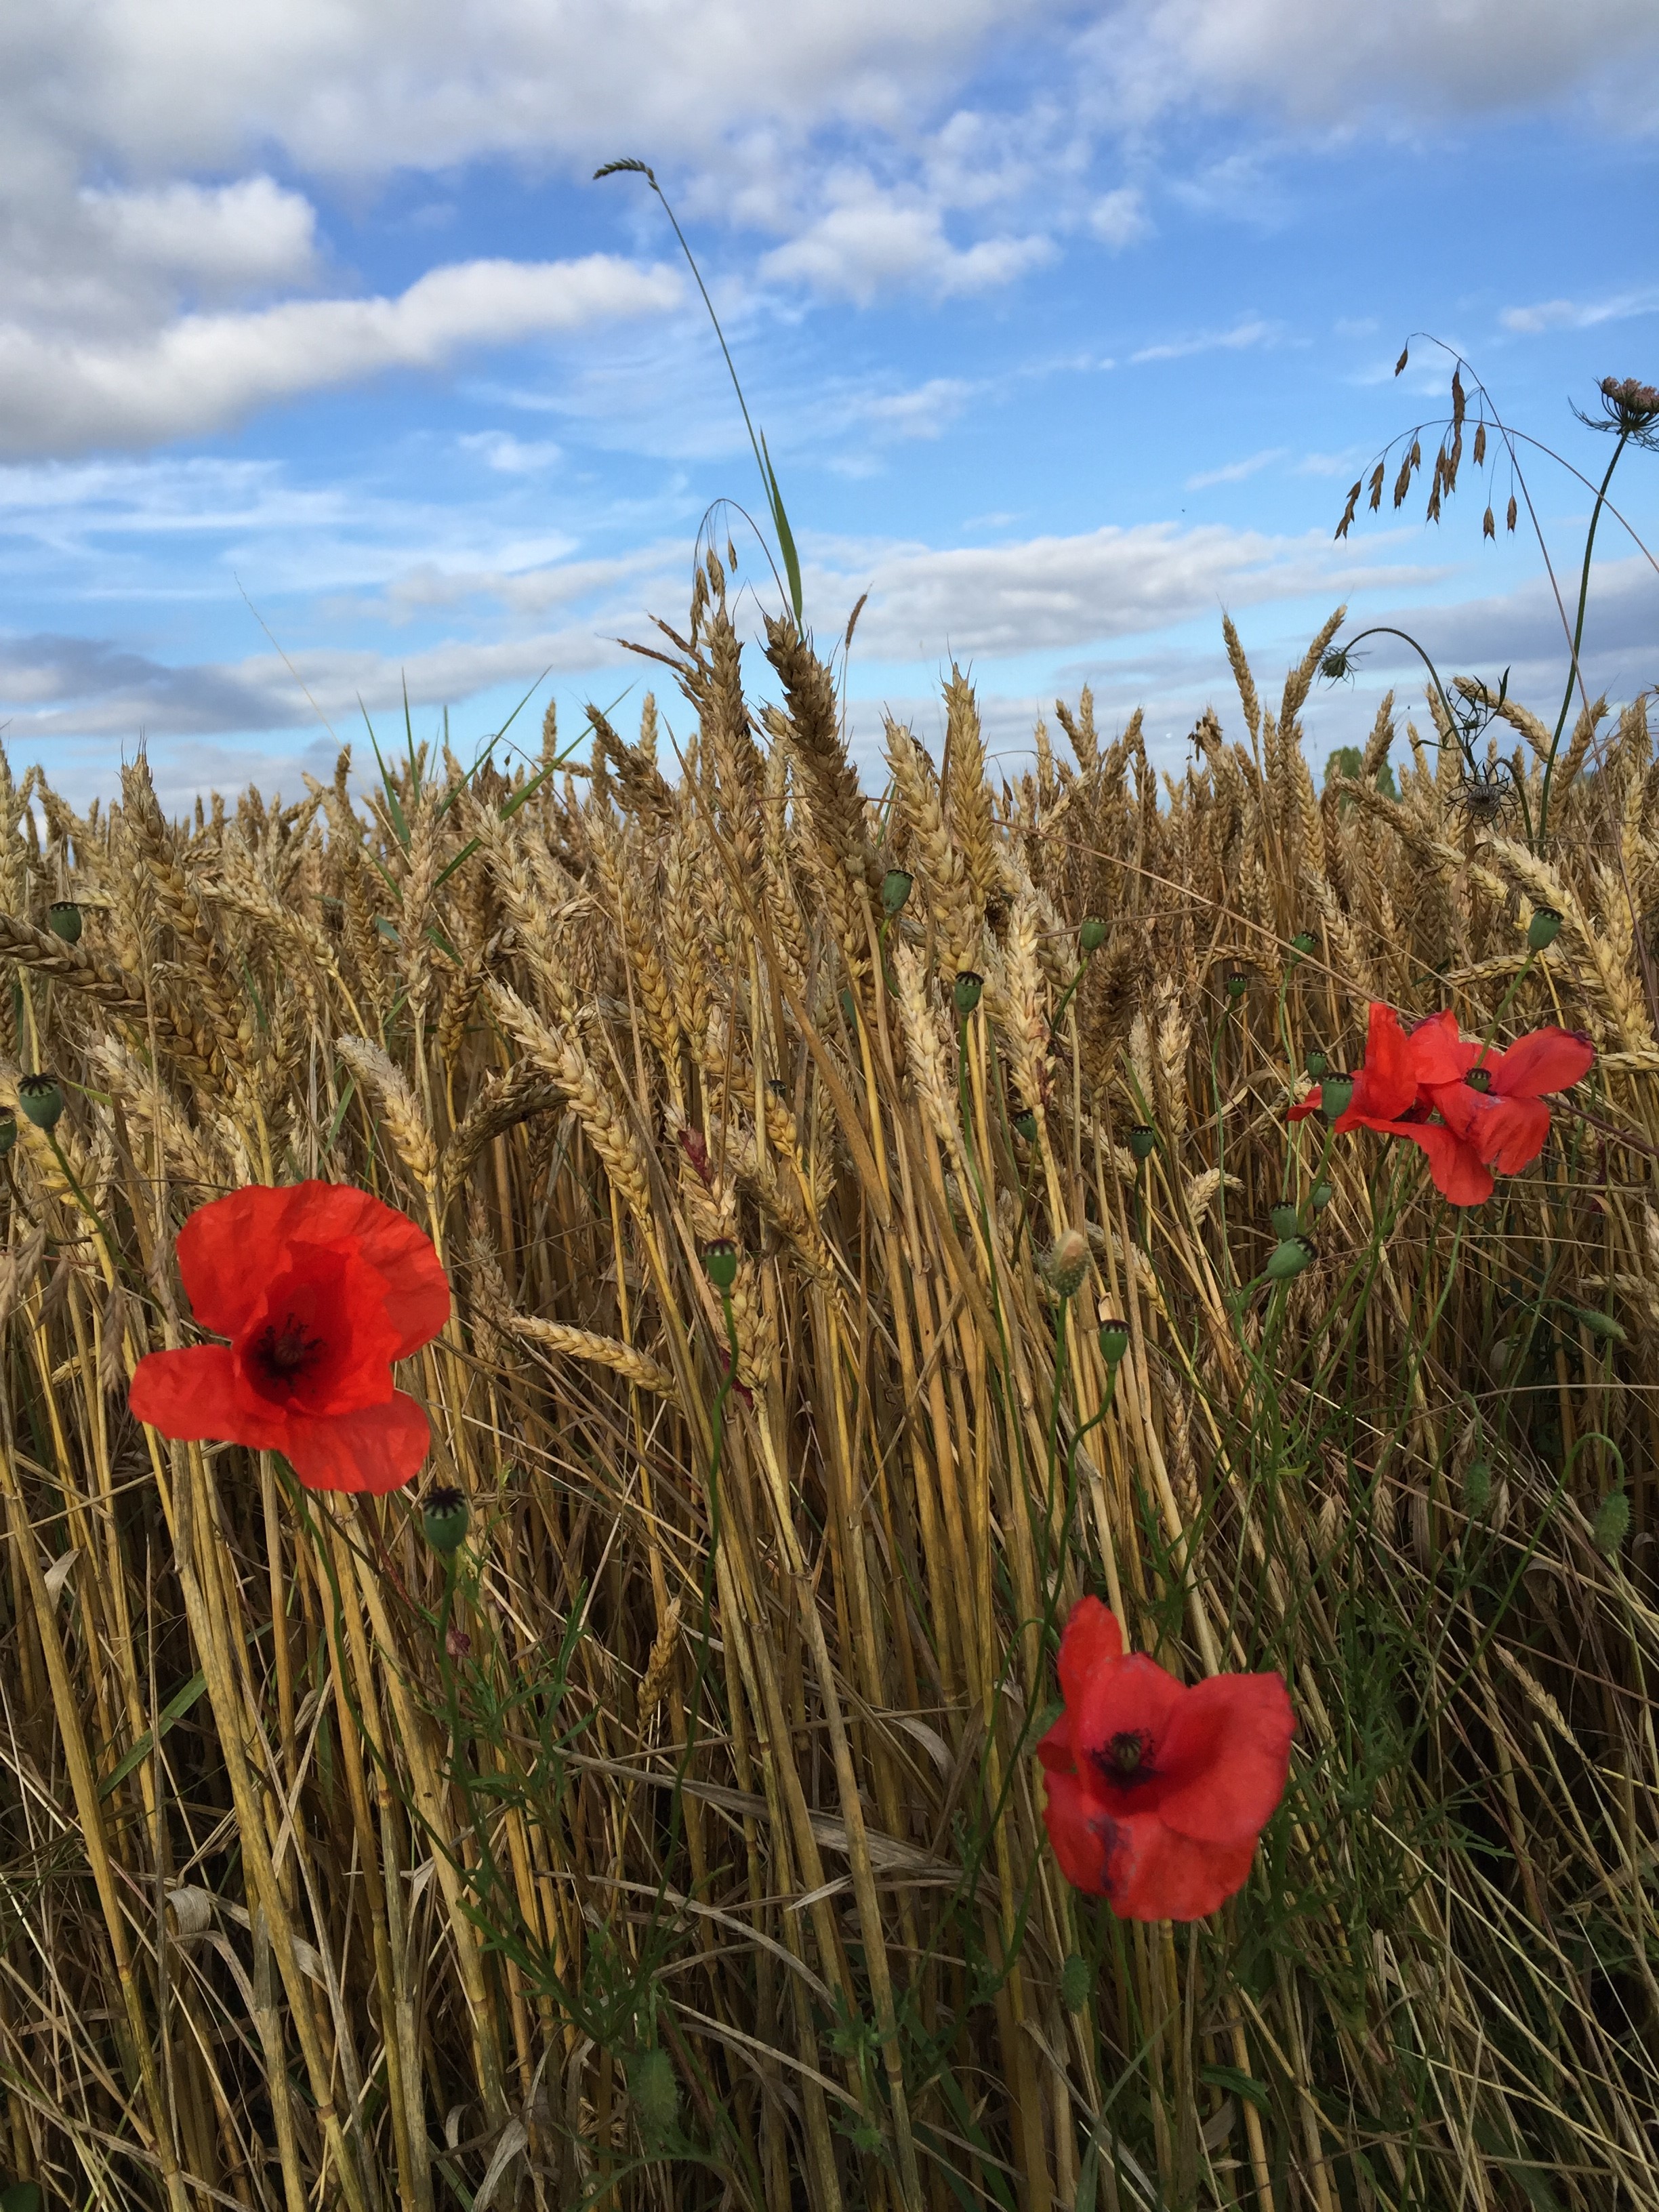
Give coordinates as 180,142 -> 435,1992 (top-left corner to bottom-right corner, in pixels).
2,0 -> 1657,809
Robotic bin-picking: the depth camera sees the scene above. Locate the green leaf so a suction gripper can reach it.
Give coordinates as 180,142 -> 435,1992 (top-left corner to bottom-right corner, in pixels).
761,429 -> 804,629
1199,2064 -> 1271,2110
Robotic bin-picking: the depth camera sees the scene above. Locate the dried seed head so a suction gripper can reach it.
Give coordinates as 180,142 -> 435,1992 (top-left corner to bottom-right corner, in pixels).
1473,421 -> 1487,467
1046,1227 -> 1090,1300
1507,493 -> 1518,532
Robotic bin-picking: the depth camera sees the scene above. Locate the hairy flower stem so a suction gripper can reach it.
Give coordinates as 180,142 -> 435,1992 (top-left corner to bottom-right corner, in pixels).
1537,431 -> 1629,849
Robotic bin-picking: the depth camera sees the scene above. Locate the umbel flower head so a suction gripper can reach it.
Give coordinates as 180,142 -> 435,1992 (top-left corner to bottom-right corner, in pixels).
1038,1599 -> 1295,1921
129,1182 -> 451,1493
1579,375 -> 1659,451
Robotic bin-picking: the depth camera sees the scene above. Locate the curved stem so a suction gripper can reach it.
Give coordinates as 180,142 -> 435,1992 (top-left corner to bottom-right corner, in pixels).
1537,432 -> 1629,848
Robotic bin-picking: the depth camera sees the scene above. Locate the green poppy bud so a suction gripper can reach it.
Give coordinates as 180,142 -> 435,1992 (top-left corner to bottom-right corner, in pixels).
1225,970 -> 1249,1001
16,1074 -> 62,1131
1289,930 -> 1316,962
1265,1235 -> 1315,1281
1311,1181 -> 1334,1213
1059,1952 -> 1092,2013
47,901 -> 83,945
1593,1488 -> 1630,1559
628,2047 -> 679,2146
1128,1124 -> 1156,1163
1527,907 -> 1562,952
1465,1065 -> 1491,1093
1012,1107 -> 1039,1144
1305,1049 -> 1328,1080
1097,1318 -> 1130,1366
1046,1228 -> 1090,1300
1269,1202 -> 1299,1240
702,1239 -> 739,1292
0,1109 -> 14,1157
1320,1075 -> 1354,1122
882,868 -> 914,917
1079,916 -> 1107,956
1463,1460 -> 1492,1515
953,970 -> 984,1018
422,1485 -> 471,1555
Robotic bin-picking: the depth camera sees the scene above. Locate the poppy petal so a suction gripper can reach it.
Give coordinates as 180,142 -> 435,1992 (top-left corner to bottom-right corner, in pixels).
1406,1009 -> 1473,1088
1391,1118 -> 1493,1205
175,1185 -> 315,1337
1037,1715 -> 1075,1772
280,1390 -> 432,1495
294,1185 -> 451,1355
1347,1004 -> 1419,1123
1473,1095 -> 1552,1175
1040,1767 -> 1117,1896
1108,1817 -> 1258,1922
1072,1650 -> 1186,1782
1057,1596 -> 1124,1718
129,1345 -> 290,1450
1288,1093 -> 1322,1123
1489,1027 -> 1595,1102
1153,1672 -> 1296,1846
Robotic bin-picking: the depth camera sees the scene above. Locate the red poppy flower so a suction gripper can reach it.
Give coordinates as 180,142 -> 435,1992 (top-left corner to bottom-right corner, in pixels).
1290,1002 -> 1419,1130
1038,1598 -> 1295,1921
129,1182 -> 451,1494
1408,1009 -> 1595,1176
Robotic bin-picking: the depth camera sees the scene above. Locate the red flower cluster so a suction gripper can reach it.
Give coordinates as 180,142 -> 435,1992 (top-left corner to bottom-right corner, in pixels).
1038,1599 -> 1295,1921
1290,1004 -> 1594,1205
130,1183 -> 451,1494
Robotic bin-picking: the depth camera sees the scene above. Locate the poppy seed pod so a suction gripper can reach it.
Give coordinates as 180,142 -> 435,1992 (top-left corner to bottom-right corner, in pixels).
1047,1228 -> 1090,1300
17,1074 -> 63,1130
47,901 -> 83,945
702,1239 -> 739,1292
0,1109 -> 14,1156
1311,1181 -> 1334,1213
1289,930 -> 1316,962
1269,1202 -> 1299,1240
1128,1124 -> 1157,1163
1319,1075 -> 1355,1122
1265,1235 -> 1315,1281
1097,1318 -> 1130,1366
1225,970 -> 1249,1001
881,867 -> 914,917
1305,1049 -> 1328,1080
1079,916 -> 1107,956
1527,907 -> 1563,951
953,970 -> 984,1018
422,1485 -> 471,1555
1012,1107 -> 1039,1144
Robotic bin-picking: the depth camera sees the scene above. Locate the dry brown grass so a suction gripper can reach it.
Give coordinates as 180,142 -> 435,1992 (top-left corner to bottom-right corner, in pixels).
1,577 -> 1657,2211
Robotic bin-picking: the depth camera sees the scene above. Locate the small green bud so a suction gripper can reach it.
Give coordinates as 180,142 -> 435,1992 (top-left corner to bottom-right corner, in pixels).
16,1074 -> 62,1130
1305,1049 -> 1328,1080
1320,1075 -> 1355,1122
47,900 -> 83,944
1225,969 -> 1249,1001
881,867 -> 914,917
1527,907 -> 1563,952
0,1108 -> 14,1157
1047,1228 -> 1090,1300
1311,1181 -> 1334,1214
1059,1952 -> 1092,2013
1465,1065 -> 1491,1093
628,2047 -> 679,2146
1012,1107 -> 1039,1144
702,1239 -> 739,1292
1128,1124 -> 1157,1163
1265,1235 -> 1315,1282
1593,1488 -> 1631,1559
1269,1202 -> 1300,1240
1576,1306 -> 1626,1342
1289,930 -> 1317,962
1097,1318 -> 1130,1366
1463,1460 -> 1492,1515
953,970 -> 984,1018
1079,916 -> 1107,956
422,1485 -> 471,1555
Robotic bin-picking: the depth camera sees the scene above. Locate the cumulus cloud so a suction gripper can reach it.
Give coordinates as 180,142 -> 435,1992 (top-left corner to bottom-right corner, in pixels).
758,175 -> 1052,303
1500,287 -> 1659,334
78,176 -> 319,289
0,256 -> 682,457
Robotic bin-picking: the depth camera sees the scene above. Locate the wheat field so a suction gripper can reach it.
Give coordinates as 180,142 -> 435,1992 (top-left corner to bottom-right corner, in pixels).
0,578 -> 1655,2212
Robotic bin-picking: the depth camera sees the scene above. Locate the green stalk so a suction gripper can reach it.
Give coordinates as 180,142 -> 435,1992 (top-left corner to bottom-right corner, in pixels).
1536,430 -> 1629,848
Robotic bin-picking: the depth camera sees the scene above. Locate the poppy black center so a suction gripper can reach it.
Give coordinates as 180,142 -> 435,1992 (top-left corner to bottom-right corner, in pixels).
1092,1732 -> 1154,1789
255,1313 -> 325,1383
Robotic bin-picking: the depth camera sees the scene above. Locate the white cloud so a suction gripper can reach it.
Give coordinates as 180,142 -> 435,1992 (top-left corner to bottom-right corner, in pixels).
79,176 -> 319,289
0,256 -> 682,458
1185,447 -> 1285,489
758,174 -> 1052,303
1500,287 -> 1659,335
1089,187 -> 1149,249
857,378 -> 975,439
458,430 -> 565,472
1130,316 -> 1279,365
